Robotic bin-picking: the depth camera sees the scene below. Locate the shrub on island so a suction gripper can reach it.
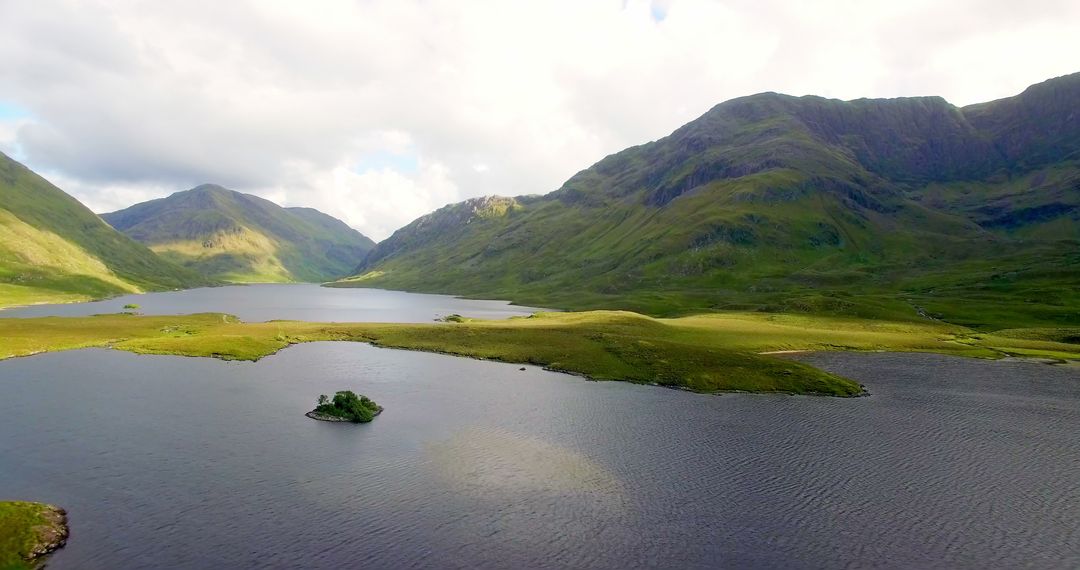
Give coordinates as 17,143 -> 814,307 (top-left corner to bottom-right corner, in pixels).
437,313 -> 465,323
308,390 -> 383,423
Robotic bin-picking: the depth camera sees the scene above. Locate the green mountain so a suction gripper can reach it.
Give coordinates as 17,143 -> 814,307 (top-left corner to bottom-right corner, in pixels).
103,185 -> 375,283
338,73 -> 1080,329
0,151 -> 210,308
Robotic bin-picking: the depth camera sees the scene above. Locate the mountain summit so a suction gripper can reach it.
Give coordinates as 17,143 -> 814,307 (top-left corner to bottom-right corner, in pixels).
337,73 -> 1080,328
103,185 -> 375,283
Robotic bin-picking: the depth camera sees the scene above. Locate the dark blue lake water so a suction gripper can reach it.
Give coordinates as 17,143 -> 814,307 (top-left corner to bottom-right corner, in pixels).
0,287 -> 1078,568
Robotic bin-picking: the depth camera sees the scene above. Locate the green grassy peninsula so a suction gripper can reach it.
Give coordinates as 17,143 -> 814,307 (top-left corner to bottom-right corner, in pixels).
1,310 -> 1078,397
0,501 -> 68,569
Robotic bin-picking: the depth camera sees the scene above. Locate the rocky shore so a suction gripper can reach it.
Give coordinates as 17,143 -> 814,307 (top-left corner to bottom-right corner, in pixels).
0,501 -> 69,566
27,504 -> 69,560
306,407 -> 384,422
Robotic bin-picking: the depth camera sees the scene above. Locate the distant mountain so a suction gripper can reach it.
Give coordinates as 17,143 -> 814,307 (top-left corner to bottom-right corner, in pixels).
337,73 -> 1080,329
0,151 -> 210,308
103,185 -> 375,283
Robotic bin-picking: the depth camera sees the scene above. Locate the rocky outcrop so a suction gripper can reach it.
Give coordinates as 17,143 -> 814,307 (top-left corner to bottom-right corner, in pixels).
25,503 -> 69,562
305,407 -> 384,423
356,196 -> 519,269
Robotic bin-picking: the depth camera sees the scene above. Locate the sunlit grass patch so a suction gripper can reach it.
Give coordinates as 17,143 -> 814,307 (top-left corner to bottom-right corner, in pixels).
2,310 -> 1076,397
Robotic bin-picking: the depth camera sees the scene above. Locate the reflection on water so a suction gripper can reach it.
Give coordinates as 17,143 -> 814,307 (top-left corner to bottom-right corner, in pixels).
0,345 -> 1078,568
429,427 -> 624,496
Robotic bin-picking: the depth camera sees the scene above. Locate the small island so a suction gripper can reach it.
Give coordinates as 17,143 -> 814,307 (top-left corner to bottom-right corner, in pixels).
0,501 -> 69,568
307,390 -> 383,423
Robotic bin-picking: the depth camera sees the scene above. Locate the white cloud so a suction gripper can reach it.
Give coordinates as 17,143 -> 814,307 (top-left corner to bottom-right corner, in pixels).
0,0 -> 1077,240
274,159 -> 460,242
0,119 -> 26,159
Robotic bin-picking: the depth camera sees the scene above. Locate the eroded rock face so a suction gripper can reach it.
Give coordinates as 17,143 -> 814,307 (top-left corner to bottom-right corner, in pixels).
358,195 -> 520,269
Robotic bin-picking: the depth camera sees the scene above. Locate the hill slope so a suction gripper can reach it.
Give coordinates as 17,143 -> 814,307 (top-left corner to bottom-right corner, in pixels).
103,186 -> 375,283
338,73 -> 1080,329
0,152 -> 210,308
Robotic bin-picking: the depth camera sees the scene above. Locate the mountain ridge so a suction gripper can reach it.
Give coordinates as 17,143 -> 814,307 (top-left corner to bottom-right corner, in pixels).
337,72 -> 1080,329
0,151 -> 212,308
103,185 -> 375,283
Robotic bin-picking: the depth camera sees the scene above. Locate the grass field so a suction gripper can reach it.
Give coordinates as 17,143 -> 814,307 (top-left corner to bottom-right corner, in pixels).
2,311 -> 1077,397
0,501 -> 66,569
0,283 -> 95,309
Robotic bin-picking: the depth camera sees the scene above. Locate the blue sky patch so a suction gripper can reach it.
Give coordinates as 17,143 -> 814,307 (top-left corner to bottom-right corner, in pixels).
0,101 -> 31,120
353,149 -> 420,174
650,2 -> 667,22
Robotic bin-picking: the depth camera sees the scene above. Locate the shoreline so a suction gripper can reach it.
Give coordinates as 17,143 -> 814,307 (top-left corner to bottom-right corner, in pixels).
2,311 -> 1075,397
0,298 -> 87,313
28,504 -> 68,561
306,406 -> 384,422
0,501 -> 69,566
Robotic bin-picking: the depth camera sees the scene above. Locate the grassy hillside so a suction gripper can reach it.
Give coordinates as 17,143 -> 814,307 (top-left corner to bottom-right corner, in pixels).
337,73 -> 1080,329
102,185 -> 375,283
0,152 -> 210,309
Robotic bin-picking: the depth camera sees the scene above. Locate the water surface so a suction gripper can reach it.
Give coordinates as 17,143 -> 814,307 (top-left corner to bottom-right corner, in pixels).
0,284 -> 545,322
1,347 -> 1078,568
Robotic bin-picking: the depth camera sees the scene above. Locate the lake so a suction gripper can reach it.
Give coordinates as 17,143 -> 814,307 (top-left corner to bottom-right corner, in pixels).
1,287 -> 1078,568
0,284 -> 545,322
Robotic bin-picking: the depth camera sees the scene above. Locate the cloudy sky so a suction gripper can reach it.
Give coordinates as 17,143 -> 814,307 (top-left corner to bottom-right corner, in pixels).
1,0 -> 1078,240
